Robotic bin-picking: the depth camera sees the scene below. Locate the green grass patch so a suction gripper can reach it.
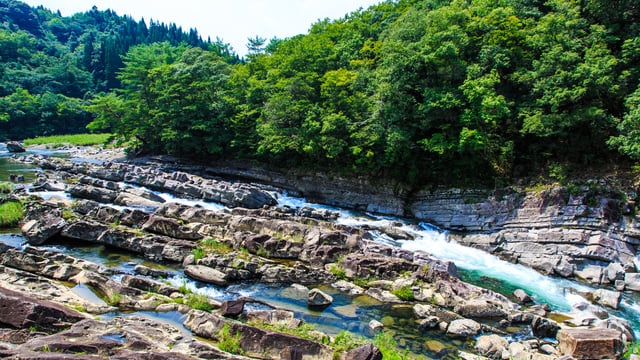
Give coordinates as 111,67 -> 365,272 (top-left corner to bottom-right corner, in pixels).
329,264 -> 346,280
217,323 -> 243,354
193,247 -> 206,262
0,201 -> 24,227
392,285 -> 415,301
23,133 -> 113,147
185,293 -> 213,312
201,237 -> 233,254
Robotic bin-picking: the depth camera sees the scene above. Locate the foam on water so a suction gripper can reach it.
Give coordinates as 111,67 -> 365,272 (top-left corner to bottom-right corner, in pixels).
276,193 -> 607,314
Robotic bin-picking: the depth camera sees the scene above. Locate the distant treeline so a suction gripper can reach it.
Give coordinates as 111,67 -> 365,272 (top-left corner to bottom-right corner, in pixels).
2,0 -> 640,187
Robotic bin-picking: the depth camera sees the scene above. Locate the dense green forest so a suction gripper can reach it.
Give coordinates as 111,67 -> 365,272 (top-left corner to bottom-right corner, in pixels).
2,0 -> 640,187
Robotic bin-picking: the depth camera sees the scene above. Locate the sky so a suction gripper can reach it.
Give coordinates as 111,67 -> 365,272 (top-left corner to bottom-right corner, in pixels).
21,0 -> 382,57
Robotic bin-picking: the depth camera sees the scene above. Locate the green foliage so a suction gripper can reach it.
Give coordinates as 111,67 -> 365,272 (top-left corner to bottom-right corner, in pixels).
217,323 -> 243,354
352,276 -> 370,288
0,201 -> 24,227
106,292 -> 121,306
185,293 -> 213,312
329,264 -> 346,280
192,247 -> 205,262
625,341 -> 640,359
374,331 -> 410,360
391,285 -> 415,301
4,0 -> 640,187
201,238 -> 233,254
332,331 -> 366,353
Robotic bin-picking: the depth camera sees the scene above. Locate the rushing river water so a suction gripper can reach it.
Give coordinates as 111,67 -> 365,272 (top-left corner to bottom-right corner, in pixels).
0,146 -> 638,358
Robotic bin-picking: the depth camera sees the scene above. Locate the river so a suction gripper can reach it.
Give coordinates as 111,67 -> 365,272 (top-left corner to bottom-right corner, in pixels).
0,146 -> 638,358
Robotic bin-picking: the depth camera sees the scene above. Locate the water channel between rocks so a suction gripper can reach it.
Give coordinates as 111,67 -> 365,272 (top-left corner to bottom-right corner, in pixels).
1,147 -> 639,358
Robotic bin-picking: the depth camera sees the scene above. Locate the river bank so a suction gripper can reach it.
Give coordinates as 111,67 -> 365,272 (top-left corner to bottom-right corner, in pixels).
0,144 -> 636,359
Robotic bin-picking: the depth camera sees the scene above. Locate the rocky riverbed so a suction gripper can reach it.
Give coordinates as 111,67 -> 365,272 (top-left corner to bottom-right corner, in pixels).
0,146 -> 636,359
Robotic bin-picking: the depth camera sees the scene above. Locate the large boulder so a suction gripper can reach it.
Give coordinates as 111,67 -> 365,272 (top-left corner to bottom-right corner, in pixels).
0,286 -> 86,332
558,328 -> 624,359
446,318 -> 482,337
184,265 -> 228,286
454,299 -> 509,319
67,184 -> 118,203
220,299 -> 245,317
0,316 -> 198,359
531,315 -> 558,338
21,215 -> 66,245
60,220 -> 110,242
592,288 -> 621,309
475,335 -> 509,359
114,187 -> 166,208
306,288 -> 334,308
6,141 -> 25,153
142,215 -> 203,240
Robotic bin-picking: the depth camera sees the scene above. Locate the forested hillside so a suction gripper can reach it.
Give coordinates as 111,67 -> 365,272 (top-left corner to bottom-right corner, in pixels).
2,0 -> 640,187
0,0 -> 237,139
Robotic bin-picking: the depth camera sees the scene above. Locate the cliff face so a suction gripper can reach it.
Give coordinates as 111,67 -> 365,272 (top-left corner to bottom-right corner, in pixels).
410,187 -> 640,289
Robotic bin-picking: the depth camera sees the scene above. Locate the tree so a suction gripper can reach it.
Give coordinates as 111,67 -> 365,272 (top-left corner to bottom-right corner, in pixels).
246,35 -> 266,55
608,85 -> 640,159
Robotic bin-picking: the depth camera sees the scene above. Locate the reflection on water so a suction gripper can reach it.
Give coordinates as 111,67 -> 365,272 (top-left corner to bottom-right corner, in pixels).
0,157 -> 36,184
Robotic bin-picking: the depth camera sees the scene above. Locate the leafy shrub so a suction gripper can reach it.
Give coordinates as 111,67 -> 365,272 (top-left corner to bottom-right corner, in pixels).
392,285 -> 415,301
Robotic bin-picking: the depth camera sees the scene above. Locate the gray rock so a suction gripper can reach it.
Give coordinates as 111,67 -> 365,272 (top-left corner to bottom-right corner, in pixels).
21,215 -> 66,245
605,262 -> 625,283
513,289 -> 532,303
331,280 -> 364,295
307,288 -> 333,308
625,273 -> 640,291
0,286 -> 86,332
364,287 -> 403,303
592,288 -> 621,309
133,264 -> 169,278
531,315 -> 558,338
142,215 -> 203,240
6,141 -> 25,153
365,319 -> 384,336
418,316 -> 440,330
454,299 -> 509,319
220,299 -> 245,317
184,265 -> 228,286
184,310 -> 334,359
475,334 -> 508,359
446,318 -> 481,337
67,184 -> 118,203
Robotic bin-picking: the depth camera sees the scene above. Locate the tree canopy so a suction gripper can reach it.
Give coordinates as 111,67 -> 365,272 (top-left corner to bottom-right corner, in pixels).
3,0 -> 640,188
